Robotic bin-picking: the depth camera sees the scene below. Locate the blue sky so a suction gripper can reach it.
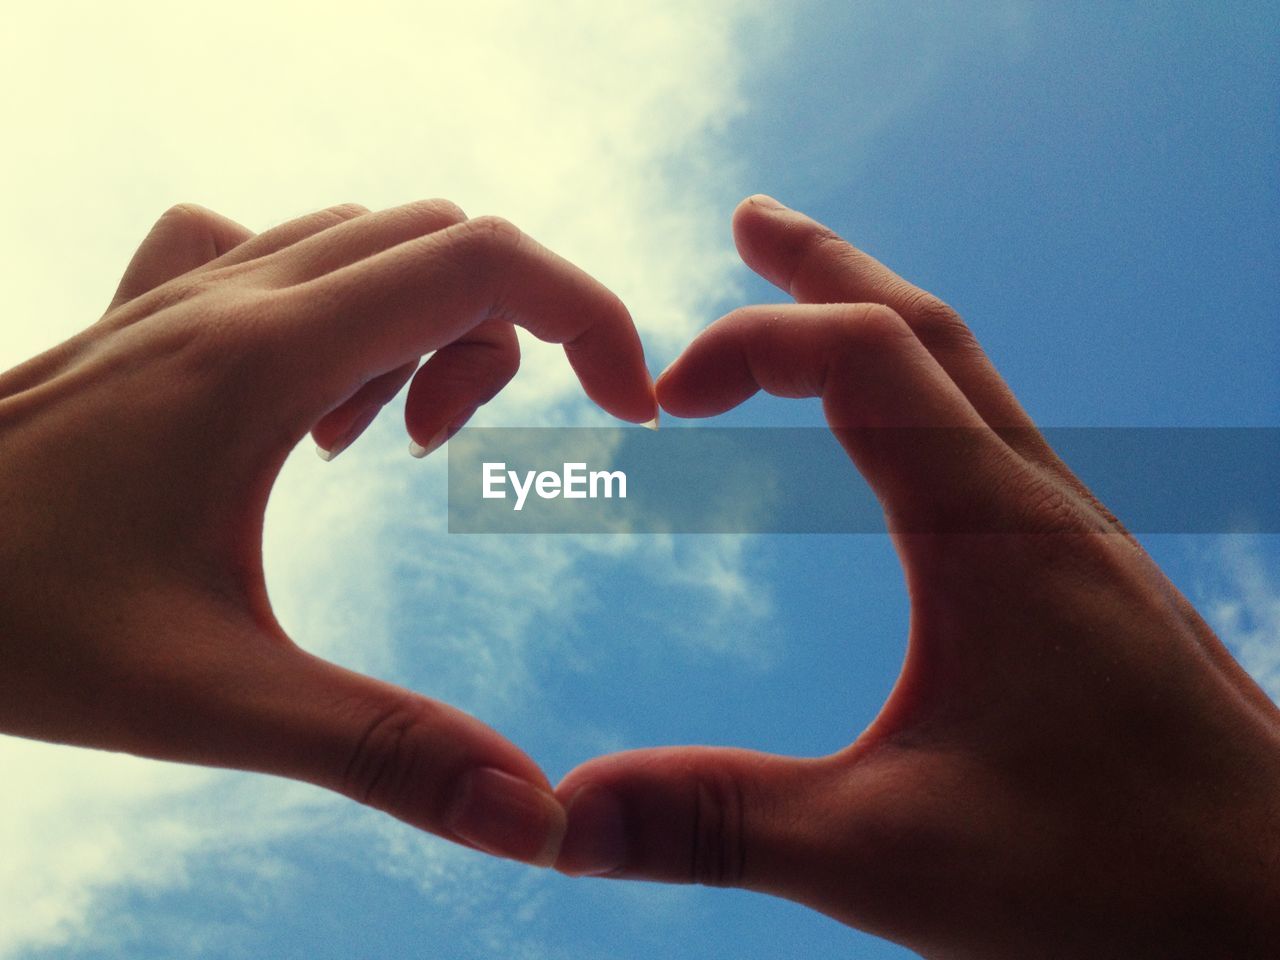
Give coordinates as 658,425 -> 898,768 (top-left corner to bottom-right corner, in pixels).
3,3 -> 1278,958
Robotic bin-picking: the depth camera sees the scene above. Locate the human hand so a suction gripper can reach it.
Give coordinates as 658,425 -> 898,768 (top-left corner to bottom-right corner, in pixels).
0,200 -> 656,867
553,197 -> 1280,957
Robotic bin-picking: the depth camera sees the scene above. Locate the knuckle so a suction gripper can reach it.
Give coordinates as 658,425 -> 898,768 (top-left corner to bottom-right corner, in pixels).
484,339 -> 522,389
159,202 -> 215,226
153,203 -> 222,246
840,303 -> 915,353
977,466 -> 1110,540
383,199 -> 468,242
792,226 -> 857,293
171,290 -> 278,372
412,197 -> 468,226
341,696 -> 442,815
1016,471 -> 1094,533
450,217 -> 526,315
215,287 -> 293,349
433,336 -> 521,401
818,305 -> 916,398
899,289 -> 979,355
806,226 -> 851,259
1019,471 -> 1080,523
324,202 -> 371,222
690,771 -> 746,887
460,215 -> 524,255
723,303 -> 763,325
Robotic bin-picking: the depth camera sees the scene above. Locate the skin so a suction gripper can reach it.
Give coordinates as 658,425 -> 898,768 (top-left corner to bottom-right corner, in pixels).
553,196 -> 1280,959
0,198 -> 658,868
1,195 -> 1276,955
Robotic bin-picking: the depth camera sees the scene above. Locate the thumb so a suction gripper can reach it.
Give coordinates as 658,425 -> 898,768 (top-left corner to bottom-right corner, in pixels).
553,746 -> 833,891
184,642 -> 567,867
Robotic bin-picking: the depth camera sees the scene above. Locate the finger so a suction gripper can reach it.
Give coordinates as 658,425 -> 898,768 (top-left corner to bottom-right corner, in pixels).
310,318 -> 520,462
273,216 -> 657,426
732,195 -> 1122,515
265,198 -> 468,284
656,303 -> 1020,531
311,359 -> 419,461
404,319 -> 520,458
109,204 -> 254,308
207,202 -> 371,270
732,196 -> 1031,426
555,744 -> 1003,950
733,198 -> 1064,444
554,746 -> 829,891
160,638 -> 567,867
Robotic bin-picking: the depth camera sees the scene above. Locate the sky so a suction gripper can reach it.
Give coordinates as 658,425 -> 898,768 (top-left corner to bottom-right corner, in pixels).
0,2 -> 1277,958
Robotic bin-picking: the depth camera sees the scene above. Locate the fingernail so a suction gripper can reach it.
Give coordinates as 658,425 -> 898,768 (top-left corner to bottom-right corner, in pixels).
750,194 -> 786,210
410,413 -> 473,459
558,786 -> 627,877
317,405 -> 381,462
409,426 -> 449,459
445,767 -> 566,867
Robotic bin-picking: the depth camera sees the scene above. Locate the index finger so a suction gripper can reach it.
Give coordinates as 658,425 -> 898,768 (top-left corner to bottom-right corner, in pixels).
731,197 -> 1098,494
273,216 -> 658,426
656,303 -> 1027,534
731,196 -> 1037,434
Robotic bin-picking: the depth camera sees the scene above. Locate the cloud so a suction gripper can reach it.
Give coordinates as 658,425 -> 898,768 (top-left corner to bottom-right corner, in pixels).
0,0 -> 776,954
0,742 -> 327,956
0,0 -> 763,375
1198,535 -> 1280,704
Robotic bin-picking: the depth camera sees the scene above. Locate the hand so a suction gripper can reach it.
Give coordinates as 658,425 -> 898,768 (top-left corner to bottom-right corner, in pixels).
553,197 -> 1280,957
0,200 -> 656,867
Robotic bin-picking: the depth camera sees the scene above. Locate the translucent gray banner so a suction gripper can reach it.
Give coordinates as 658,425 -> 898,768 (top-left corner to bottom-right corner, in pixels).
445,428 -> 1280,534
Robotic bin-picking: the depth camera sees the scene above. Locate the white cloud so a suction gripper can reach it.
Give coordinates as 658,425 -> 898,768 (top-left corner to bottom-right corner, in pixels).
0,0 -> 775,954
0,0 -> 761,377
0,4 -> 1079,952
0,740 -> 328,956
1199,536 -> 1280,704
